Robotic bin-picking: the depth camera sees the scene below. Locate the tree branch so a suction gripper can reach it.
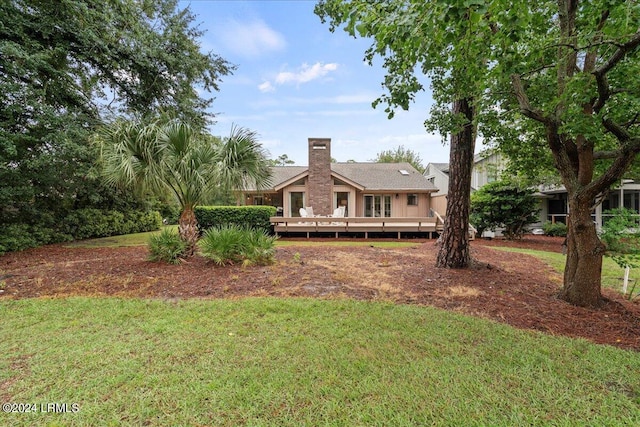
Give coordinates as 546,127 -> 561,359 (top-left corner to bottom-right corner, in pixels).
603,118 -> 632,142
593,150 -> 620,160
594,30 -> 640,76
510,74 -> 547,123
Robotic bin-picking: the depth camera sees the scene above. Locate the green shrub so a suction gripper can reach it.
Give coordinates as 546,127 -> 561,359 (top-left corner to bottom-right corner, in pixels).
600,208 -> 640,264
243,228 -> 278,266
198,225 -> 277,266
542,221 -> 567,237
470,179 -> 539,240
195,206 -> 276,234
0,224 -> 72,255
63,209 -> 162,240
148,228 -> 187,264
0,209 -> 161,255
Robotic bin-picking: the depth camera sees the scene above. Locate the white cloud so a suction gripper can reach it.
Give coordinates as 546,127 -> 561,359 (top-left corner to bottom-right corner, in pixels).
258,81 -> 275,93
274,62 -> 339,85
218,19 -> 286,58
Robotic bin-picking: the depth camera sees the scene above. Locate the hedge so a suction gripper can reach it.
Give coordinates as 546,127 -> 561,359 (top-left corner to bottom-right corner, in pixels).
62,209 -> 162,240
0,209 -> 162,254
195,206 -> 277,234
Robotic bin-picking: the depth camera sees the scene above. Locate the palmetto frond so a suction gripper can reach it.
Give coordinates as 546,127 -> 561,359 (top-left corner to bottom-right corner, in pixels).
218,125 -> 273,193
95,119 -> 272,253
95,119 -> 164,193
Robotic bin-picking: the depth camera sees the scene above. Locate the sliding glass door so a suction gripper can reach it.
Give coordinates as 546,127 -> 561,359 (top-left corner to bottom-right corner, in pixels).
364,195 -> 391,217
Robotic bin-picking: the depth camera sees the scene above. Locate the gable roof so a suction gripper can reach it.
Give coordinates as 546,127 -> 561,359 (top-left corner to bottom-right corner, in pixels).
269,166 -> 308,191
332,162 -> 435,191
429,162 -> 449,174
251,162 -> 436,192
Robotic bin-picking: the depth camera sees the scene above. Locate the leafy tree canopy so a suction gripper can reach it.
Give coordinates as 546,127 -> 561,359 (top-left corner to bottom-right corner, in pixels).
270,154 -> 295,167
0,0 -> 234,227
371,145 -> 425,173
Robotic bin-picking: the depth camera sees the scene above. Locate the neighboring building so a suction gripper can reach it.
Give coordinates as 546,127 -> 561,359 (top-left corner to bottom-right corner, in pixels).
242,138 -> 438,218
423,162 -> 450,214
535,181 -> 640,231
426,150 -> 640,231
424,152 -> 506,214
471,151 -> 506,190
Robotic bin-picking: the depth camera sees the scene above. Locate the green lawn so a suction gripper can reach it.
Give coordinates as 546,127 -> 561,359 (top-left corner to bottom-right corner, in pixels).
64,228 -> 420,249
63,226 -> 179,248
1,297 -> 639,426
493,247 -> 640,294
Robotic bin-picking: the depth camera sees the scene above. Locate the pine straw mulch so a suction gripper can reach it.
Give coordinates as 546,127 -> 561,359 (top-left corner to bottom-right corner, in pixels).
1,235 -> 638,351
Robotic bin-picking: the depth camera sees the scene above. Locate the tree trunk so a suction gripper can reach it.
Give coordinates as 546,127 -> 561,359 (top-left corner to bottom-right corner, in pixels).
178,206 -> 199,257
436,97 -> 475,268
558,197 -> 605,307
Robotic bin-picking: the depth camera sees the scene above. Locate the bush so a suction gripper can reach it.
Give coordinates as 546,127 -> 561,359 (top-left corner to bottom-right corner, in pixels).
470,179 -> 539,240
0,209 -> 162,255
63,209 -> 162,240
243,228 -> 278,266
198,225 -> 277,266
148,228 -> 187,264
0,224 -> 72,255
195,206 -> 276,234
600,208 -> 640,258
542,221 -> 567,237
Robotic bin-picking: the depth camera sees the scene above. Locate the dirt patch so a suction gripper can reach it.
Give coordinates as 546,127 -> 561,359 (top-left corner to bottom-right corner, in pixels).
1,235 -> 639,351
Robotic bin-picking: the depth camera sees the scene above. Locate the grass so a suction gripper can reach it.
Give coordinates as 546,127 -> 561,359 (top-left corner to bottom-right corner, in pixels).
64,227 -> 420,249
493,247 -> 640,293
1,297 -> 639,426
63,226 -> 179,248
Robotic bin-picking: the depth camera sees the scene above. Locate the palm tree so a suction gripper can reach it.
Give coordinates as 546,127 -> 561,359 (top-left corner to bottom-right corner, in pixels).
96,119 -> 272,256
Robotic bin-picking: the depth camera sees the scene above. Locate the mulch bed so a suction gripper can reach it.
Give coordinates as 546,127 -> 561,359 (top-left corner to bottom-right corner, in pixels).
1,235 -> 639,351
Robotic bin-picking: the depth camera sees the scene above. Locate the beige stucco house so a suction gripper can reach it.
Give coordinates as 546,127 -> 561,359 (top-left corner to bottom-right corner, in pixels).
242,138 -> 438,219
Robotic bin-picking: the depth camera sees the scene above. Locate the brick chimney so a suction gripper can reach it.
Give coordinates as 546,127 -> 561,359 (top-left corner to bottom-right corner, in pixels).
308,138 -> 332,216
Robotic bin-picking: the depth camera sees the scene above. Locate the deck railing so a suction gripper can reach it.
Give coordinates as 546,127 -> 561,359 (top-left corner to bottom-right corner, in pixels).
270,216 -> 443,238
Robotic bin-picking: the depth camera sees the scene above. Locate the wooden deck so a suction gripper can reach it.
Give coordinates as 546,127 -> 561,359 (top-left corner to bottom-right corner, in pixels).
270,216 -> 445,239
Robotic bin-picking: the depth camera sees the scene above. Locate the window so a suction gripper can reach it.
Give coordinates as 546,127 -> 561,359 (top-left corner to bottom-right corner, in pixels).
407,194 -> 418,206
334,177 -> 348,185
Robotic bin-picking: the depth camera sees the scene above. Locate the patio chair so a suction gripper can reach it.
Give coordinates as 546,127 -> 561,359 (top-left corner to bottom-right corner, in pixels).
331,206 -> 346,225
298,207 -> 310,224
305,206 -> 314,217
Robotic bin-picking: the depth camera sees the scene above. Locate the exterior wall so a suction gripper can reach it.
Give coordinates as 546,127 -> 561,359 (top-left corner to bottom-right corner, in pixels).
258,185 -> 434,218
430,194 -> 448,215
332,185 -> 356,217
424,164 -> 449,196
283,184 -> 308,217
353,192 -> 431,217
307,138 -> 332,216
471,153 -> 506,189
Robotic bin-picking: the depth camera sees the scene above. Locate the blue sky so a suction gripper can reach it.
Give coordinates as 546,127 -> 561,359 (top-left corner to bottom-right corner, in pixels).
179,0 -> 453,165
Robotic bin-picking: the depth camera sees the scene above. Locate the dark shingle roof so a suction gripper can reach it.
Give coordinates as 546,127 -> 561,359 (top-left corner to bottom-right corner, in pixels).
253,162 -> 436,192
332,162 -> 436,191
